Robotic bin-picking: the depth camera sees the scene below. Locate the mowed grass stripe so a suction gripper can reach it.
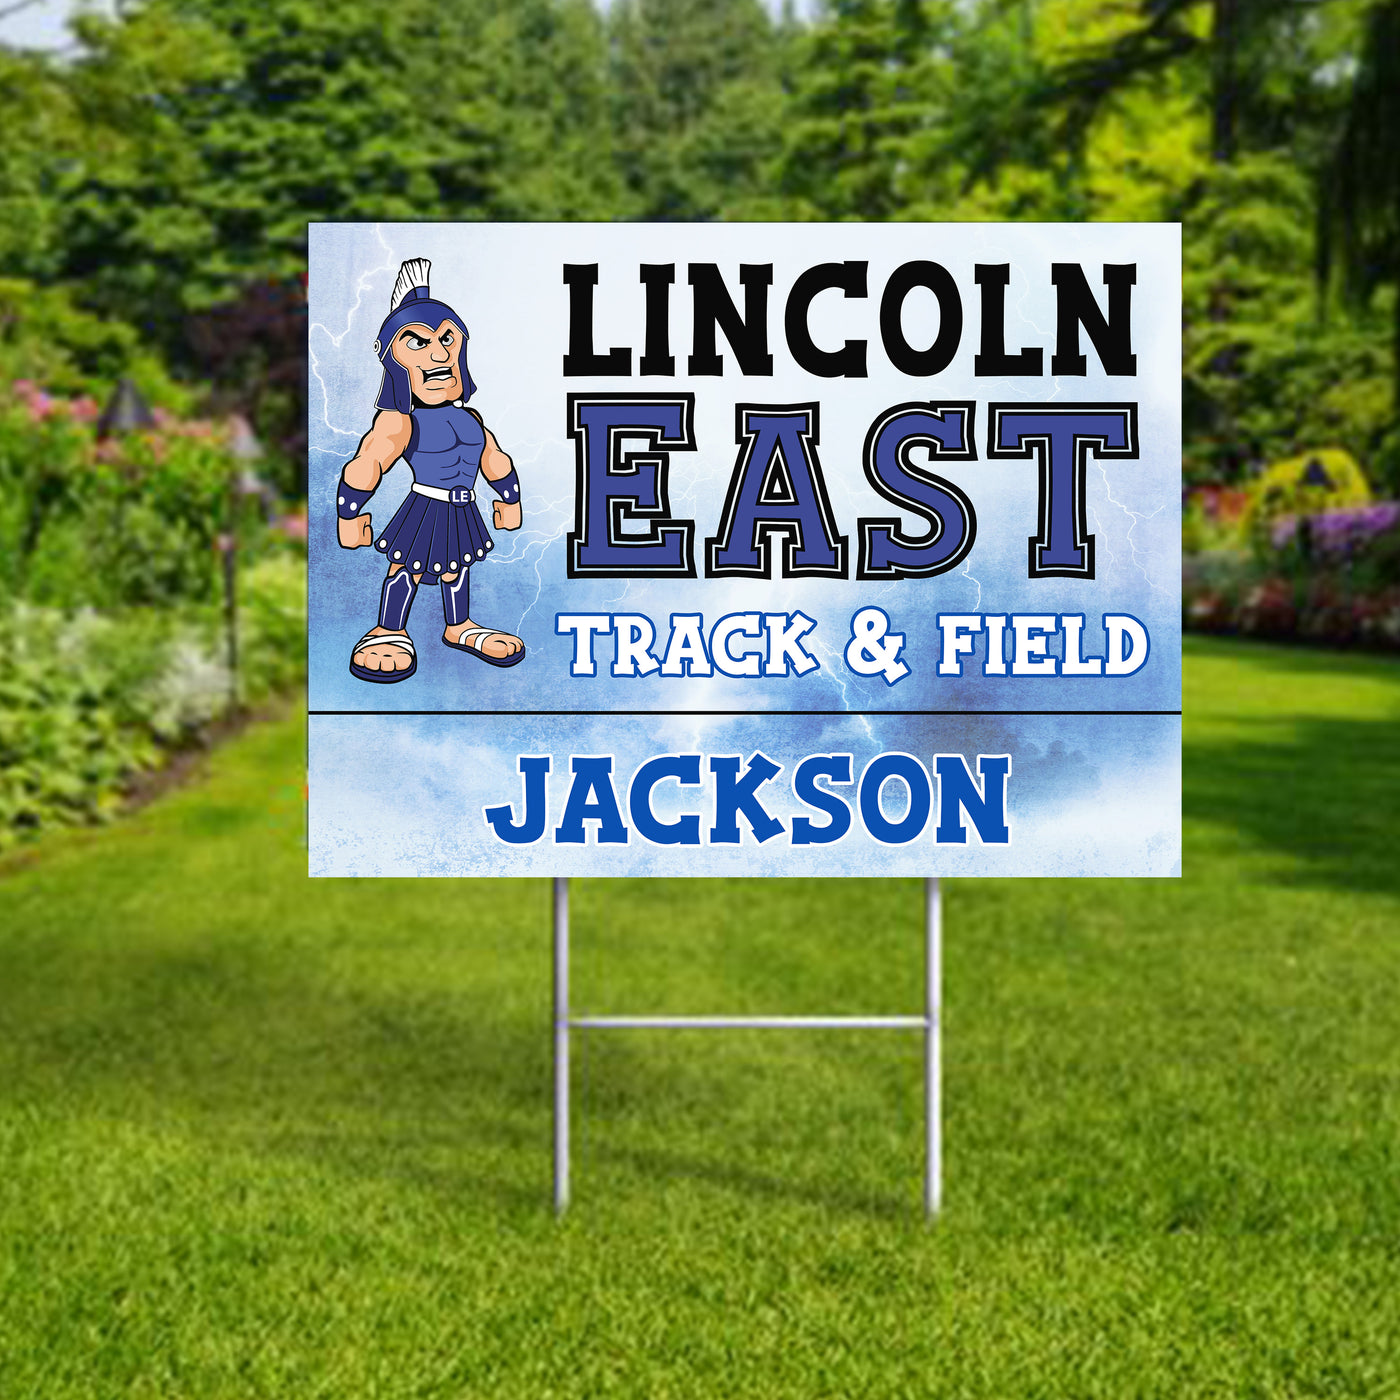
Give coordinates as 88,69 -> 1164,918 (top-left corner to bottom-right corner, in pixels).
0,635 -> 1397,1397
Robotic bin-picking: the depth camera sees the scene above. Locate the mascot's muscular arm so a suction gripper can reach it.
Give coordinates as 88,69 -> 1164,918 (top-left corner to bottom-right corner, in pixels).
479,428 -> 522,532
337,411 -> 413,549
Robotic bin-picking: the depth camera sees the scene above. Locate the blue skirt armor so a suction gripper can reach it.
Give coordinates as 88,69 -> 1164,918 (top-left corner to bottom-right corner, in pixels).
370,401 -> 494,578
374,493 -> 494,578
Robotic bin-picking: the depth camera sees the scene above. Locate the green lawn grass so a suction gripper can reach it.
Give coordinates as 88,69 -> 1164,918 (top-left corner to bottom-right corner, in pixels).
2,635 -> 1398,1398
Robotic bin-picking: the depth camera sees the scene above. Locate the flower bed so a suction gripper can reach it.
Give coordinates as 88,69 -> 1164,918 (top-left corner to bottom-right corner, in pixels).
1184,502 -> 1400,650
1183,449 -> 1400,651
0,554 -> 305,848
0,377 -> 307,848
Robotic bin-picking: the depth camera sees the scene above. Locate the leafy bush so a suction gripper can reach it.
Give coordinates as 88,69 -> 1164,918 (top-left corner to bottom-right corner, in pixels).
0,551 -> 306,849
0,380 -> 236,610
1182,485 -> 1250,554
0,367 -> 305,847
1240,448 -> 1372,539
0,279 -> 191,411
237,551 -> 308,699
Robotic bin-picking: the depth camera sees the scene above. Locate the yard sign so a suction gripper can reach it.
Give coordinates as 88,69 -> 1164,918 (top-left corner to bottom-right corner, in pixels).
307,223 -> 1180,880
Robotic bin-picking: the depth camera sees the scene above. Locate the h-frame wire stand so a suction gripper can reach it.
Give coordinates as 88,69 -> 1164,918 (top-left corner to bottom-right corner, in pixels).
552,877 -> 942,1219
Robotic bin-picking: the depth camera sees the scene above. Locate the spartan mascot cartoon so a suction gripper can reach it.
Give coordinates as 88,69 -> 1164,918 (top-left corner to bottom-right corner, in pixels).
336,258 -> 525,681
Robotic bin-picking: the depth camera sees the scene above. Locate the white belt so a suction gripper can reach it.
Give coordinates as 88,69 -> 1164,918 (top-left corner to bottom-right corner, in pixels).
412,482 -> 474,503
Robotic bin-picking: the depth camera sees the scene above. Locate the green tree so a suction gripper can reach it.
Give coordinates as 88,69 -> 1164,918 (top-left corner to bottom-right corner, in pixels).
0,0 -> 625,461
1035,0 -> 1391,480
56,0 -> 622,335
765,0 -> 965,221
0,48 -> 90,283
607,0 -> 787,219
1045,0 -> 1360,166
1183,154 -> 1393,481
1324,0 -> 1400,429
760,0 -> 1395,485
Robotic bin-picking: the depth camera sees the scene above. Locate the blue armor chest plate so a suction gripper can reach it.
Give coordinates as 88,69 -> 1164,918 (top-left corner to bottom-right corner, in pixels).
404,405 -> 485,490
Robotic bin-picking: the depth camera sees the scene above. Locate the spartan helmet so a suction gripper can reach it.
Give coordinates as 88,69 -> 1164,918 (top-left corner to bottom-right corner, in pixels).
373,258 -> 477,413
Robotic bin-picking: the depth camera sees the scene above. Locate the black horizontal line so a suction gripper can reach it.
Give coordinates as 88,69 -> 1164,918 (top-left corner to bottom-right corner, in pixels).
309,709 -> 1181,718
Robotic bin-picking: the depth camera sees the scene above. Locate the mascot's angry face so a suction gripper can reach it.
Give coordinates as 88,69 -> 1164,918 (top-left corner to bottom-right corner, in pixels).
390,318 -> 464,405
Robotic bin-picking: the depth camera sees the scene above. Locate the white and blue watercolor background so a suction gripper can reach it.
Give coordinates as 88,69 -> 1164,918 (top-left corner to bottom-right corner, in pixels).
308,222 -> 1180,877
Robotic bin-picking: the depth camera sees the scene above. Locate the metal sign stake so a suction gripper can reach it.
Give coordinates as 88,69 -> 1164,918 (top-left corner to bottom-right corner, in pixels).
925,873 -> 942,1219
553,876 -> 571,1214
552,877 -> 942,1219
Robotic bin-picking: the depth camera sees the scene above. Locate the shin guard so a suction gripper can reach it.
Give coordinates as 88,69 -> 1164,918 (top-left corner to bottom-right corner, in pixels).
378,569 -> 418,632
442,570 -> 470,627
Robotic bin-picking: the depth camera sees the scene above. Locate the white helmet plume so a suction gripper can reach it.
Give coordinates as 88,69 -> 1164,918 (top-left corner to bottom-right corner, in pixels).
389,258 -> 432,312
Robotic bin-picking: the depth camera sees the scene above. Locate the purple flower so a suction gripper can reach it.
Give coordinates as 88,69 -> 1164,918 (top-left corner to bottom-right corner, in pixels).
1303,502 -> 1400,557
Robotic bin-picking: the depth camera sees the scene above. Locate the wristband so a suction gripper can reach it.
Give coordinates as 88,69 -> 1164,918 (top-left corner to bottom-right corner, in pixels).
489,467 -> 520,504
337,470 -> 376,519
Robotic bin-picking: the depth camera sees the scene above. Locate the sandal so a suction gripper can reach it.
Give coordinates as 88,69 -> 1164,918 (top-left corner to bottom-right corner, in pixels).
349,630 -> 417,683
442,626 -> 526,668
